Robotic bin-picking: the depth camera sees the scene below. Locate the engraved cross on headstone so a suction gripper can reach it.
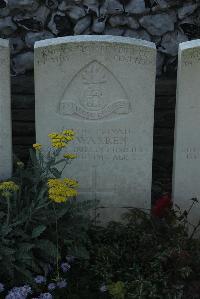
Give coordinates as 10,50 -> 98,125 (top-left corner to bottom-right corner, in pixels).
79,165 -> 116,207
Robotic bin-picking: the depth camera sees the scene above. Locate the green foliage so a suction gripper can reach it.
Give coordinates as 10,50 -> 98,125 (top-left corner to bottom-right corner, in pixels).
0,144 -> 92,286
65,203 -> 200,299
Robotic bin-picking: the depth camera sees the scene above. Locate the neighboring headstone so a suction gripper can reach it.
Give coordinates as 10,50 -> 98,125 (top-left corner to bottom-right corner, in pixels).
34,36 -> 156,220
0,38 -> 12,179
173,40 -> 200,226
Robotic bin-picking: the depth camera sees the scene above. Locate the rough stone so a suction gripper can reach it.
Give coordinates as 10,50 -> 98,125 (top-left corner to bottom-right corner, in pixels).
74,15 -> 91,34
139,13 -> 175,36
124,29 -> 151,41
160,30 -> 188,56
83,0 -> 99,15
0,38 -> 12,179
173,40 -> 200,227
178,3 -> 197,20
104,26 -> 124,36
12,51 -> 34,75
25,31 -> 54,48
67,5 -> 86,20
13,6 -> 50,31
125,0 -> 148,14
156,51 -> 165,76
8,0 -> 39,11
34,35 -> 156,220
45,0 -> 58,10
0,7 -> 9,17
100,0 -> 123,16
9,37 -> 25,54
48,12 -> 72,36
0,16 -> 17,35
92,17 -> 106,33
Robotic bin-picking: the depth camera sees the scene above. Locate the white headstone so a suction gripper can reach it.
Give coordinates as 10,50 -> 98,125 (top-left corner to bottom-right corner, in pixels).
0,38 -> 12,179
34,36 -> 156,220
173,40 -> 200,225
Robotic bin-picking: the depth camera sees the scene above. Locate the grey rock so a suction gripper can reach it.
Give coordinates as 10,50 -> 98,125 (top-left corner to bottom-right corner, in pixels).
124,28 -> 151,41
92,17 -> 106,33
58,1 -> 70,11
104,26 -> 124,36
46,0 -> 58,10
0,0 -> 8,8
0,16 -> 17,35
153,0 -> 168,8
48,12 -> 71,35
178,4 -> 197,20
160,30 -> 188,56
12,51 -> 34,75
74,15 -> 91,34
83,0 -> 99,15
13,5 -> 50,31
100,0 -> 123,16
140,13 -> 175,36
25,31 -> 54,48
109,15 -> 128,27
0,7 -> 9,17
125,0 -> 148,14
8,0 -> 39,11
156,52 -> 165,76
9,37 -> 25,54
127,16 -> 140,29
67,5 -> 86,20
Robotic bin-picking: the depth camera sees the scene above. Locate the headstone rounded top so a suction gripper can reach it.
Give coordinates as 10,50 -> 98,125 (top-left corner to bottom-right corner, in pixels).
34,35 -> 156,50
179,39 -> 200,51
0,38 -> 9,48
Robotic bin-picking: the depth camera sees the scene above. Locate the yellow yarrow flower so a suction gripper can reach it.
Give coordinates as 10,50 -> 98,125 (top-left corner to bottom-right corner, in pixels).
48,130 -> 75,149
63,153 -> 77,159
47,178 -> 78,203
0,181 -> 19,198
33,143 -> 42,151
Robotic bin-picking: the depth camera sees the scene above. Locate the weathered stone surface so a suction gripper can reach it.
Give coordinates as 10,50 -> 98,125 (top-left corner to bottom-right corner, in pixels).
178,3 -> 197,20
34,35 -> 156,218
25,31 -> 54,48
100,0 -> 123,16
92,17 -> 106,33
12,51 -> 34,75
173,40 -> 200,226
0,16 -> 17,35
124,29 -> 151,41
140,13 -> 175,36
104,26 -> 124,36
125,0 -> 148,14
13,6 -> 50,31
160,30 -> 188,56
8,0 -> 39,11
9,37 -> 25,54
48,12 -> 72,35
0,38 -> 12,179
74,15 -> 92,34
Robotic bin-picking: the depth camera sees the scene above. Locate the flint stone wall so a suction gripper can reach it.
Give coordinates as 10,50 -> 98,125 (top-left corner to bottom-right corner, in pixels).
0,0 -> 200,76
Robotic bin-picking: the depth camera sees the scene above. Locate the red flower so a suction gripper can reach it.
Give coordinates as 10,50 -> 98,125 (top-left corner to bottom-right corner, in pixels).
152,194 -> 172,218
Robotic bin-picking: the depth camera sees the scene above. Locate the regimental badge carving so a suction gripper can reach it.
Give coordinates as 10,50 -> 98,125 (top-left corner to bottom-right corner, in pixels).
58,60 -> 131,120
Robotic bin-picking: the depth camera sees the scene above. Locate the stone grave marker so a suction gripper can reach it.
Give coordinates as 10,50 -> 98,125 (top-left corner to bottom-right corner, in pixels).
34,36 -> 156,220
0,38 -> 12,179
173,40 -> 200,225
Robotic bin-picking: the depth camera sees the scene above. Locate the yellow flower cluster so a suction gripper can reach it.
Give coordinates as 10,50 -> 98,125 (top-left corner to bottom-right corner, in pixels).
33,143 -> 42,151
47,178 -> 78,203
0,181 -> 19,198
63,153 -> 77,159
48,130 -> 75,149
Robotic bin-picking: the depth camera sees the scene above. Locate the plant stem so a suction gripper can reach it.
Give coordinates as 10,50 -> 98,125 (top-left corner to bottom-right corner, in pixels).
53,203 -> 60,280
6,198 -> 10,226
